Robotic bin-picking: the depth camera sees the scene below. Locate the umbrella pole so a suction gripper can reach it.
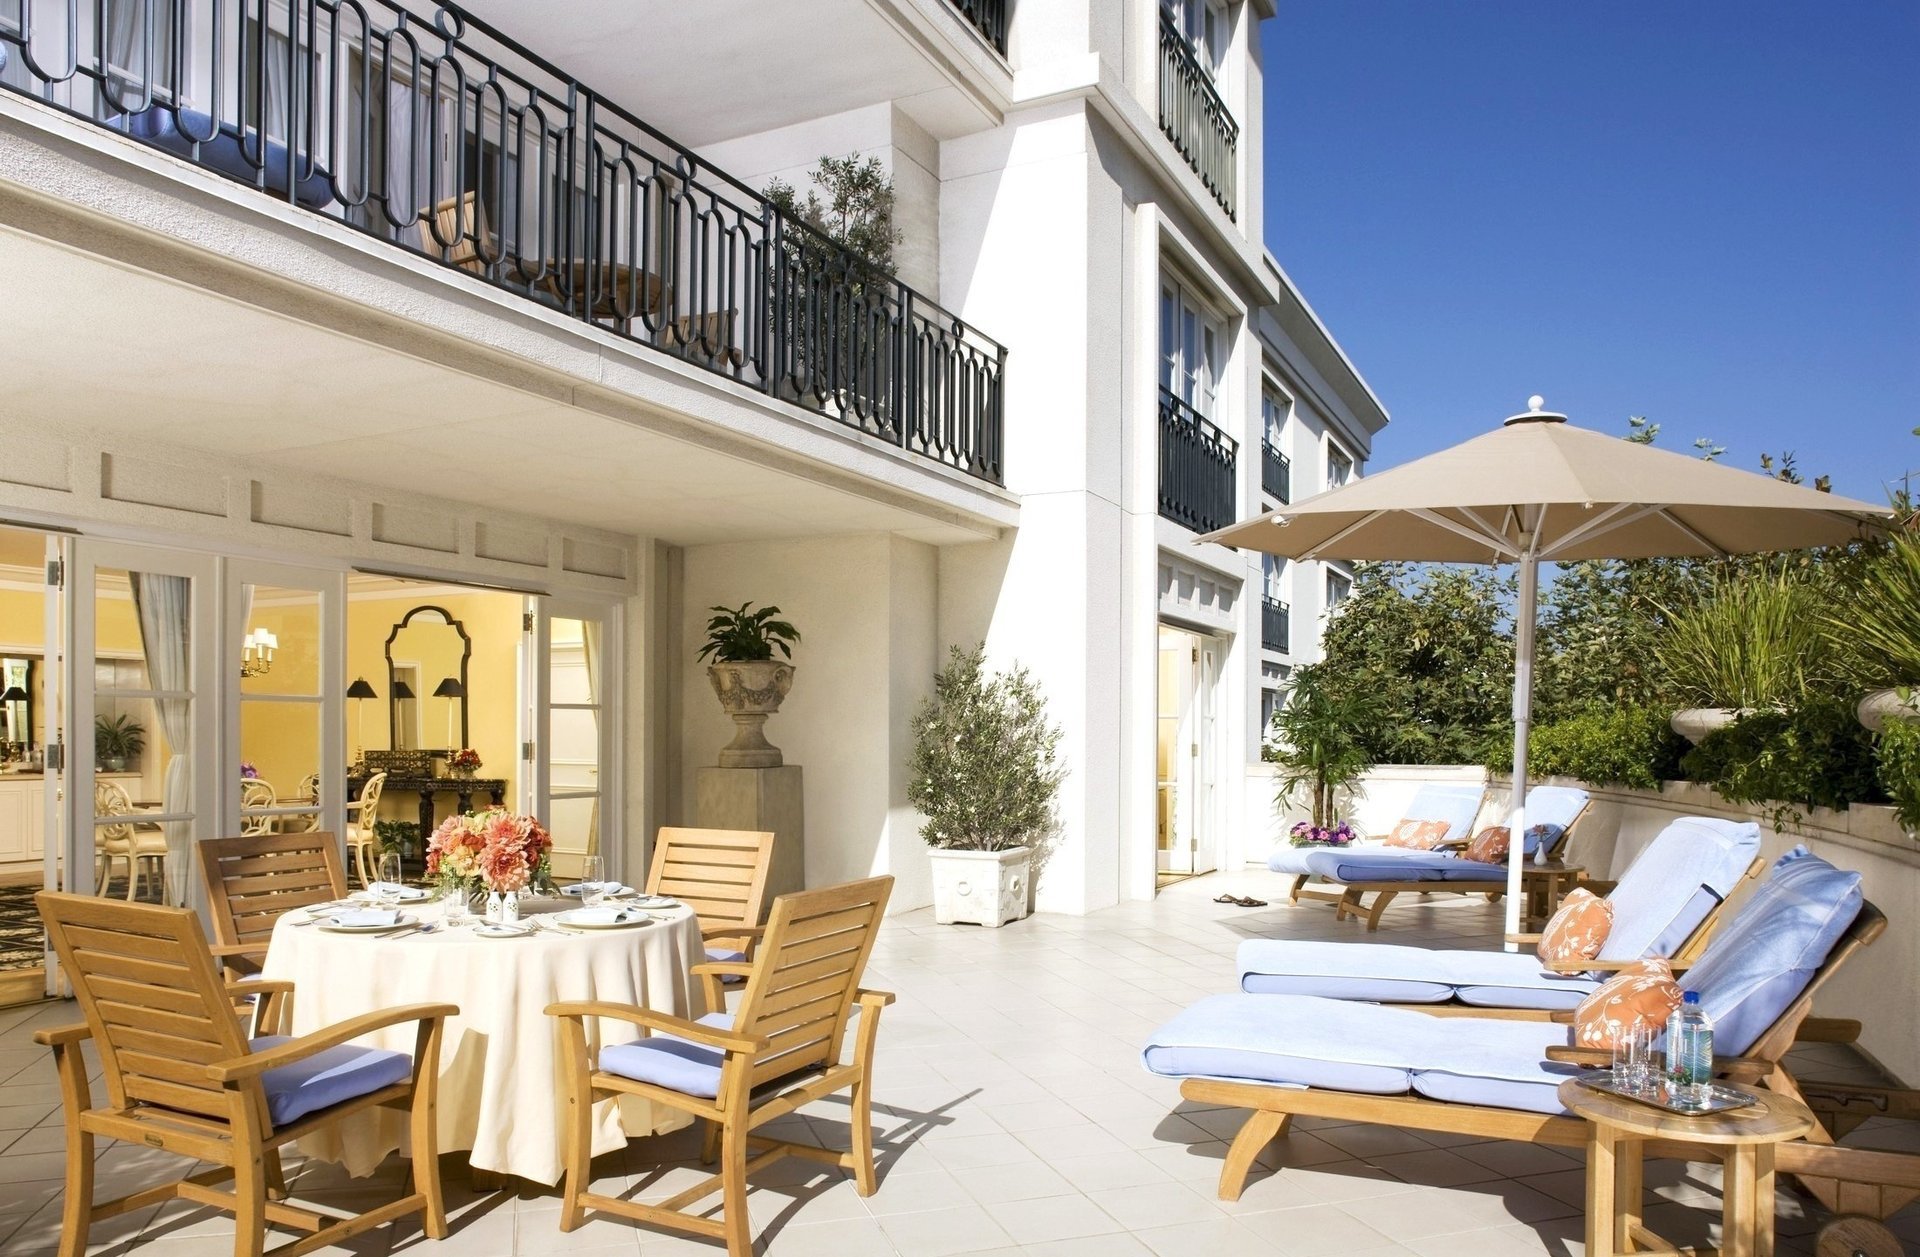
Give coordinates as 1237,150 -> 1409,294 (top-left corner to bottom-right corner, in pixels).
1504,549 -> 1540,950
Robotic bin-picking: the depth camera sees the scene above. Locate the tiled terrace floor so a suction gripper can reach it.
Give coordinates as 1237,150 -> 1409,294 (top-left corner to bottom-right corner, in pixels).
0,872 -> 1915,1256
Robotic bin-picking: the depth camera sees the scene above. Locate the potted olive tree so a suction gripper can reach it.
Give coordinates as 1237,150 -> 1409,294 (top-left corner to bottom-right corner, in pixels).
908,644 -> 1063,927
698,603 -> 801,767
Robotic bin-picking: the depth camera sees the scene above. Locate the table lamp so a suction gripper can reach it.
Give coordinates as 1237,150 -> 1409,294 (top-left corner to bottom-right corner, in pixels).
0,685 -> 26,759
391,679 -> 415,751
432,677 -> 464,749
345,678 -> 377,765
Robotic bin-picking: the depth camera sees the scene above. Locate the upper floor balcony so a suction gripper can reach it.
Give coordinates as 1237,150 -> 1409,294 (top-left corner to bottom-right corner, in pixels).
1158,387 -> 1237,535
1261,596 -> 1289,654
1261,439 -> 1290,504
945,0 -> 1008,57
0,0 -> 1007,485
1157,8 -> 1237,220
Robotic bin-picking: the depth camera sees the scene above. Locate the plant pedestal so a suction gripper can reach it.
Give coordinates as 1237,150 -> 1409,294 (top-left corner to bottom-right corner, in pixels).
1857,688 -> 1920,733
1670,707 -> 1738,745
929,847 -> 1031,928
695,765 -> 805,904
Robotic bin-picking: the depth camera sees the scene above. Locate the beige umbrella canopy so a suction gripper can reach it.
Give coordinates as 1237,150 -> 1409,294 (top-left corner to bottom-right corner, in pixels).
1205,397 -> 1892,943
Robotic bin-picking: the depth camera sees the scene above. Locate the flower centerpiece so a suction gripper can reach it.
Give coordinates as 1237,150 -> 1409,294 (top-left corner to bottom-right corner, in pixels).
239,760 -> 260,779
1288,819 -> 1357,848
447,747 -> 482,779
426,808 -> 552,923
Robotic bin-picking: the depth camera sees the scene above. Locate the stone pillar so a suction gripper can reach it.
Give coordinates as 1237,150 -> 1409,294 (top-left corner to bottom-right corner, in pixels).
694,765 -> 805,908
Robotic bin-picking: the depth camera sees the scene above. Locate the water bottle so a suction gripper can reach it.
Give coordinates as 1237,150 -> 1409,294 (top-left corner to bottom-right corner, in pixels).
1665,991 -> 1714,1106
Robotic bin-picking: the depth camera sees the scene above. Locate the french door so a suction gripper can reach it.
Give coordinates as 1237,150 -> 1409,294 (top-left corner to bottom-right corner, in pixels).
524,598 -> 620,883
1156,625 -> 1221,877
227,561 -> 345,843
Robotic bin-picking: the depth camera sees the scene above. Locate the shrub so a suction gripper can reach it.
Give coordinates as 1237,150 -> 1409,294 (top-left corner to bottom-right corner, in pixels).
1876,717 -> 1920,832
908,644 -> 1064,852
1655,567 -> 1838,709
1833,530 -> 1920,686
1680,695 -> 1883,828
1498,707 -> 1687,791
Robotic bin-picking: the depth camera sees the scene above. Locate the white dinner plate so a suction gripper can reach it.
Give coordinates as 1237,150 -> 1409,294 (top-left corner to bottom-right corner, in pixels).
318,913 -> 415,934
560,883 -> 637,899
354,886 -> 432,904
629,895 -> 679,910
555,907 -> 652,930
473,921 -> 534,939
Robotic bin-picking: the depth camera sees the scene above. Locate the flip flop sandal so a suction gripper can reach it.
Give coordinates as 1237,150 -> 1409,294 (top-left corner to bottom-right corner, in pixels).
1234,896 -> 1269,908
1212,894 -> 1240,905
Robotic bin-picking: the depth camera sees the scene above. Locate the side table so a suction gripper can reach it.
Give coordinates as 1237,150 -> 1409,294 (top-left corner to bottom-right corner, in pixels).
1522,862 -> 1585,929
1557,1078 -> 1815,1257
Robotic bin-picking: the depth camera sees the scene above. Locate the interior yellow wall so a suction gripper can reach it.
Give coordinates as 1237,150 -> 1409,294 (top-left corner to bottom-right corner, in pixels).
0,582 -> 147,770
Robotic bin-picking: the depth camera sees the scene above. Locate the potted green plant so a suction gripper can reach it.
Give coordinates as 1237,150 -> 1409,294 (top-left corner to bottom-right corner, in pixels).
1656,568 -> 1832,743
1836,531 -> 1920,730
698,602 -> 801,768
1268,664 -> 1379,835
94,713 -> 146,773
907,644 -> 1063,927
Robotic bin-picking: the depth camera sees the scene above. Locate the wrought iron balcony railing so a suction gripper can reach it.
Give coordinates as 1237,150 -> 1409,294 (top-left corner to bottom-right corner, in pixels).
946,0 -> 1008,56
1157,10 -> 1236,219
1261,439 -> 1290,504
1261,596 -> 1290,654
0,0 -> 1006,484
1158,387 -> 1236,534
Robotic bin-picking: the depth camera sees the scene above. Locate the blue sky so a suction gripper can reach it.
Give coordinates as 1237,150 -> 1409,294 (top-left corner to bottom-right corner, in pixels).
1262,2 -> 1919,504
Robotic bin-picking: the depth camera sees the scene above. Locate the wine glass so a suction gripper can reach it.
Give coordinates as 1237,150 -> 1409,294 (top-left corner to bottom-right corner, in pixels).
376,853 -> 404,911
580,856 -> 606,909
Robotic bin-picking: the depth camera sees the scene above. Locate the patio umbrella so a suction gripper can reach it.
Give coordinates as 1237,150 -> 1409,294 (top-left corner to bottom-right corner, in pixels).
1201,397 -> 1893,943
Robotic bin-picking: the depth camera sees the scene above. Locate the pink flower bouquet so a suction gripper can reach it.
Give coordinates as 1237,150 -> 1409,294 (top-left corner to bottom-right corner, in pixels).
427,808 -> 552,893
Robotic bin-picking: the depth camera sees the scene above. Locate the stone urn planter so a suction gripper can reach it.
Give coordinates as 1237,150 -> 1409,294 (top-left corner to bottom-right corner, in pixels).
1856,688 -> 1920,733
1670,707 -> 1739,745
707,660 -> 796,768
929,846 -> 1031,928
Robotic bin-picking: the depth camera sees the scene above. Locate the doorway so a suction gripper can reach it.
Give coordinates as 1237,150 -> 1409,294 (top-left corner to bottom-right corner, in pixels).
1156,624 -> 1221,877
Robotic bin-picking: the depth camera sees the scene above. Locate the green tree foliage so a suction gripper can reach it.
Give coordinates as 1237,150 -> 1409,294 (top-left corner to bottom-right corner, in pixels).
1833,529 -> 1920,685
1267,663 -> 1384,828
764,154 -> 901,274
1534,557 -> 1711,718
1655,566 -> 1840,709
908,644 -> 1064,852
1313,562 -> 1514,765
1679,696 -> 1883,828
1489,707 -> 1688,791
1875,715 -> 1920,831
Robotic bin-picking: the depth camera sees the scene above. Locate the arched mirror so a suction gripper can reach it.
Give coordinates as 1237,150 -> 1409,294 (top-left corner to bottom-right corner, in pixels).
386,606 -> 471,750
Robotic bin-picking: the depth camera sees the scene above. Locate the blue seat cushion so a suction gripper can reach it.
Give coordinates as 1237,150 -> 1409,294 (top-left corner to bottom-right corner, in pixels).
113,105 -> 334,207
250,1036 -> 412,1129
1143,994 -> 1576,1115
705,946 -> 748,965
1237,940 -> 1597,1009
1685,847 -> 1862,1055
1302,849 -> 1450,882
598,1012 -> 737,1099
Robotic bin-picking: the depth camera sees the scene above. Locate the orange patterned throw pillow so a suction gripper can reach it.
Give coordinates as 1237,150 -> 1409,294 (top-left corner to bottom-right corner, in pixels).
1573,959 -> 1684,1050
1384,819 -> 1452,849
1464,826 -> 1511,863
1538,887 -> 1612,968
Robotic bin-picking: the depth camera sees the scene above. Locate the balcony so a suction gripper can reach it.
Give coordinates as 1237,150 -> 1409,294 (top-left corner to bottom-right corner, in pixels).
1261,596 -> 1290,654
1261,439 -> 1291,504
0,0 -> 1007,485
1157,11 -> 1237,219
1158,387 -> 1237,534
946,0 -> 1009,56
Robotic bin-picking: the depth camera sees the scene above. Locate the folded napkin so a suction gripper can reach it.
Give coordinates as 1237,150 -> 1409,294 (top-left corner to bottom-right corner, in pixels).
563,882 -> 632,897
568,906 -> 636,926
332,908 -> 402,928
364,881 -> 417,897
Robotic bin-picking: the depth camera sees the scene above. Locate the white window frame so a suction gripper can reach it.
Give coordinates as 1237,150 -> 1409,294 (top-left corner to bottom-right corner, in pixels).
1325,566 -> 1353,611
1159,273 -> 1227,420
1327,440 -> 1354,490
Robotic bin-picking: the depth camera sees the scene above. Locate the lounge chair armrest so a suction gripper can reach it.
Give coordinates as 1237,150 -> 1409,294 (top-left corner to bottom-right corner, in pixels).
1504,932 -> 1543,947
1547,1011 -> 1575,1026
209,942 -> 268,959
33,1022 -> 92,1048
1543,1045 -> 1610,1067
690,962 -> 754,980
206,1002 -> 459,1082
1539,957 -> 1692,975
545,1000 -> 765,1054
1795,1017 -> 1861,1044
1714,1055 -> 1774,1083
1431,838 -> 1469,852
700,924 -> 764,943
1582,878 -> 1619,895
855,989 -> 896,1009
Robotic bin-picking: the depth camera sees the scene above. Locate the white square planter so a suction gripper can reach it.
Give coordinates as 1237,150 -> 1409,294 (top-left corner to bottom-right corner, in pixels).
928,846 -> 1031,927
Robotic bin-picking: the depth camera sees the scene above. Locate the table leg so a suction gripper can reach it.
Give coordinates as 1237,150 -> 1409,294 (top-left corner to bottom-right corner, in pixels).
418,789 -> 435,843
456,788 -> 474,813
1722,1142 -> 1769,1257
1585,1124 -> 1619,1257
1615,1135 -> 1643,1253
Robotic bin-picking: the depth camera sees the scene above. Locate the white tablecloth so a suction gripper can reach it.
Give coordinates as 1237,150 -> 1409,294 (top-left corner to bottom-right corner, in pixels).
263,900 -> 705,1185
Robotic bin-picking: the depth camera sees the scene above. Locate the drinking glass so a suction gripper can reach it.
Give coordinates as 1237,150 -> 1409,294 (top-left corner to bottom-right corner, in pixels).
376,853 -> 404,909
1613,1022 -> 1654,1092
441,883 -> 470,927
580,856 -> 606,908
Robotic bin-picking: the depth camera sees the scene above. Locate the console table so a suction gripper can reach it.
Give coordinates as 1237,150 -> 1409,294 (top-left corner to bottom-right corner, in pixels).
348,773 -> 508,842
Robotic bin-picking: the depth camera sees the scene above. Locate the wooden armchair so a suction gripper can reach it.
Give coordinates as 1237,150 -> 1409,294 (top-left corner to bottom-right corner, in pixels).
197,830 -> 350,986
34,892 -> 454,1257
548,875 -> 895,1257
645,826 -> 776,970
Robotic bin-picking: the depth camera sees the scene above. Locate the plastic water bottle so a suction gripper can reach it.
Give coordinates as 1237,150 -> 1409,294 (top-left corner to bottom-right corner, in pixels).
1666,991 -> 1714,1106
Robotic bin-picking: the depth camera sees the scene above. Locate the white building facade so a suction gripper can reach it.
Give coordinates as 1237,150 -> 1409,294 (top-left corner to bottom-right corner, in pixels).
0,0 -> 1384,927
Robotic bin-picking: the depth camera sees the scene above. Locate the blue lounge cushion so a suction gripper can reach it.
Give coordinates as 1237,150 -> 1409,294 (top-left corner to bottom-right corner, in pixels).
250,1036 -> 412,1128
1301,849 -> 1449,882
1598,817 -> 1761,963
112,105 -> 335,207
1143,994 -> 1575,1115
1238,940 -> 1598,1009
598,1012 -> 737,1099
1684,847 -> 1862,1056
1396,783 -> 1486,843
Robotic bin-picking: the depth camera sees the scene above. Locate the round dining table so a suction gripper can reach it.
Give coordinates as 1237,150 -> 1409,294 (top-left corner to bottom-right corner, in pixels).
262,896 -> 706,1185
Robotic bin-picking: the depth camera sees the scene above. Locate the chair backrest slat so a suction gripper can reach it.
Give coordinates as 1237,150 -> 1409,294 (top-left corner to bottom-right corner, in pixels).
646,827 -> 775,930
38,891 -> 252,1124
734,876 -> 891,1090
197,831 -> 349,951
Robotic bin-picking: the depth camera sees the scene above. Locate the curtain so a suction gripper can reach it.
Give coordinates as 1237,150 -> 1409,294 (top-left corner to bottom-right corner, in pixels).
129,573 -> 192,905
581,619 -> 601,858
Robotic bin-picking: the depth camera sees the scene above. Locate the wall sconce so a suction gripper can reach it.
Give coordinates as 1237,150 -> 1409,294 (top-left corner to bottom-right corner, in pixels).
241,627 -> 278,678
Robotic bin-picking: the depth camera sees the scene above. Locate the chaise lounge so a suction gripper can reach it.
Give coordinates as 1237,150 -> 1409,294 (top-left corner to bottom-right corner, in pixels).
1238,816 -> 1763,1012
1268,782 -> 1488,909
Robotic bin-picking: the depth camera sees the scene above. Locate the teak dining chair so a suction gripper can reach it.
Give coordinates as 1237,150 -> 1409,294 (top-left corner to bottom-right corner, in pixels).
34,891 -> 455,1257
645,826 -> 777,967
547,875 -> 896,1257
197,830 -> 350,982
